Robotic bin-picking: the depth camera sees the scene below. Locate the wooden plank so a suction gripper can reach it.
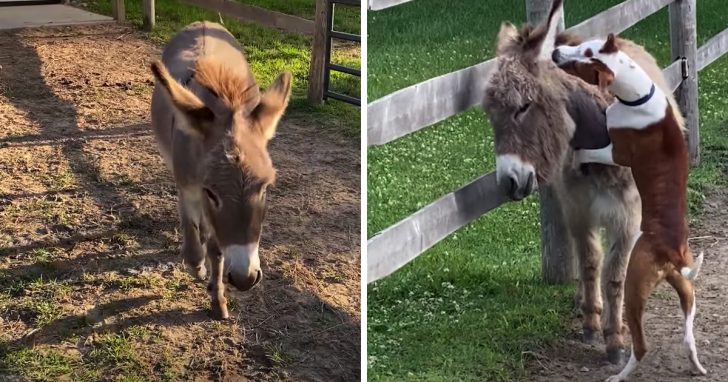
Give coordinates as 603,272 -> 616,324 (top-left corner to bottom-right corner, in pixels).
366,0 -> 673,147
670,0 -> 700,166
367,59 -> 496,146
367,60 -> 687,283
697,26 -> 728,71
111,0 -> 125,22
367,172 -> 509,283
307,0 -> 328,104
181,0 -> 315,35
568,0 -> 673,39
663,59 -> 683,92
369,0 -> 412,11
142,0 -> 155,31
526,0 -> 576,285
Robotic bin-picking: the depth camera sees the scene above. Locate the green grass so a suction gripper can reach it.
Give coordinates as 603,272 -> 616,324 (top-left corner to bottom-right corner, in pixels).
85,0 -> 360,137
368,1 -> 728,380
0,330 -> 152,382
236,0 -> 360,34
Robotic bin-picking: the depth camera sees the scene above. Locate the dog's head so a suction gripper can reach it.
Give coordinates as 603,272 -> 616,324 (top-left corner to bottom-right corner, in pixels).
551,33 -> 634,92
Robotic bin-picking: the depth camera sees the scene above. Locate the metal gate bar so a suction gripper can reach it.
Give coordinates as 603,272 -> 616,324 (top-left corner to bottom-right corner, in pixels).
324,0 -> 361,106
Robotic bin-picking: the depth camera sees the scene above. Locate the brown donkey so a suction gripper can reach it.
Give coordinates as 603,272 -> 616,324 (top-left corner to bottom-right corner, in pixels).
482,0 -> 640,364
150,21 -> 291,320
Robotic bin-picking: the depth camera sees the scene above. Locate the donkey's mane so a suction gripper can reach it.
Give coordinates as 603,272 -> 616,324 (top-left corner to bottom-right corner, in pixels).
194,57 -> 260,110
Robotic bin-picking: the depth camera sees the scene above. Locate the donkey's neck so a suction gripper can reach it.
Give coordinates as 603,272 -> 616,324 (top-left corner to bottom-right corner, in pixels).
608,64 -> 655,104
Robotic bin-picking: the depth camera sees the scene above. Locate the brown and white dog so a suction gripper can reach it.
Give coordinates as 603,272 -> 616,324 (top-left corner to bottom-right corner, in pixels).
552,35 -> 706,381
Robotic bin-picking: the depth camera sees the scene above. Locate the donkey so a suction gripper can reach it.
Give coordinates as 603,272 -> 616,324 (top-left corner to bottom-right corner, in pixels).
482,0 -> 640,364
150,21 -> 292,320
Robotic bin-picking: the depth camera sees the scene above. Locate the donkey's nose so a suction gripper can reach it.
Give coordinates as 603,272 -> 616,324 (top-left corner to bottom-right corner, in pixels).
227,269 -> 262,292
496,154 -> 537,201
551,48 -> 562,63
506,171 -> 535,201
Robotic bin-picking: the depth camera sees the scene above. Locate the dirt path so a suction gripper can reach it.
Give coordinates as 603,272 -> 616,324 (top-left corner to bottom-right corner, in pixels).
0,24 -> 359,381
526,190 -> 728,381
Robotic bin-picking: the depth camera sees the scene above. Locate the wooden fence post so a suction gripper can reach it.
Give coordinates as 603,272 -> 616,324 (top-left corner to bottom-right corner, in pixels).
669,0 -> 699,166
111,0 -> 125,22
308,0 -> 328,104
143,0 -> 156,31
525,0 -> 577,284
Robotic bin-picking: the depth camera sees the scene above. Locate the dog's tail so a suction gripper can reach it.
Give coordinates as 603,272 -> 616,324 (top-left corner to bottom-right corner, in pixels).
680,251 -> 704,281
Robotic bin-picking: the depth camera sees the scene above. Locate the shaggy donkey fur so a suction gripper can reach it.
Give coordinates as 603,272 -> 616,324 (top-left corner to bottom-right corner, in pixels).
482,0 -> 641,364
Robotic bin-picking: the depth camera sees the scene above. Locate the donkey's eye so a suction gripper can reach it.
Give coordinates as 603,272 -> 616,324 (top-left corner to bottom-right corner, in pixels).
514,102 -> 531,121
203,187 -> 222,209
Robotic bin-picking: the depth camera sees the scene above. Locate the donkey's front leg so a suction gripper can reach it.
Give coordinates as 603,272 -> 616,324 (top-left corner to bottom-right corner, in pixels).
603,213 -> 640,365
205,240 -> 229,320
565,207 -> 604,345
178,189 -> 207,280
574,228 -> 604,344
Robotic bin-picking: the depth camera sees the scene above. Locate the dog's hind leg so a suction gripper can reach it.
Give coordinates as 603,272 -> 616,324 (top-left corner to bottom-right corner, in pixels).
666,270 -> 707,375
607,238 -> 660,382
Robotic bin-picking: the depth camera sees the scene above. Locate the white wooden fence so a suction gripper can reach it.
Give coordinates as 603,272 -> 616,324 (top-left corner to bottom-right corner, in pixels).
367,0 -> 728,283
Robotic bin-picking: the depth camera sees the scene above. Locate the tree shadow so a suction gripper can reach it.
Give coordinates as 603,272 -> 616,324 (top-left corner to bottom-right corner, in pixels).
0,122 -> 150,148
0,296 -> 210,348
0,27 -> 360,381
0,29 -> 164,241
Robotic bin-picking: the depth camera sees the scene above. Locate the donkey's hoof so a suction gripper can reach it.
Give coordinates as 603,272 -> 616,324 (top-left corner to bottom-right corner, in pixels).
607,347 -> 626,365
210,305 -> 230,321
582,328 -> 599,344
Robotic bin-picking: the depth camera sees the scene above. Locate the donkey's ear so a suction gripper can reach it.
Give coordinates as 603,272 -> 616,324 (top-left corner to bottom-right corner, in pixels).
523,0 -> 563,62
497,22 -> 520,55
151,60 -> 214,137
535,0 -> 564,61
253,72 -> 292,141
600,33 -> 619,54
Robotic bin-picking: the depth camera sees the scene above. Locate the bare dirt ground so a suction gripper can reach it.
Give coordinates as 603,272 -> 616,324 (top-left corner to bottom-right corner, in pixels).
526,190 -> 728,382
0,24 -> 359,381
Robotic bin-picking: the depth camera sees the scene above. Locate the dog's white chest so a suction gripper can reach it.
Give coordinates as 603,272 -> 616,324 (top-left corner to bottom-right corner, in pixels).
606,94 -> 668,130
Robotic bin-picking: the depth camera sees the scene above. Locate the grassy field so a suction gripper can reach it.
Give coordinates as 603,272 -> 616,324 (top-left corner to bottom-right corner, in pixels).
238,0 -> 360,34
367,1 -> 728,380
83,0 -> 360,136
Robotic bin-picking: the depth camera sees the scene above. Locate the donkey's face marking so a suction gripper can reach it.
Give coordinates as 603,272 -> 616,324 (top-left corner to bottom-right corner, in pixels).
483,1 -> 574,197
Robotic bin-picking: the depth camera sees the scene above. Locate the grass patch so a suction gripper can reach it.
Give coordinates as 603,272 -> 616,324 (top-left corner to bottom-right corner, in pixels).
85,332 -> 145,378
236,0 -> 360,34
368,0 -> 728,380
83,0 -> 360,138
0,347 -> 82,382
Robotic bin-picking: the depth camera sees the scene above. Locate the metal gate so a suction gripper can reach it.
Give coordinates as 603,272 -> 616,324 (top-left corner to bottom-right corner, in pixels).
324,0 -> 361,106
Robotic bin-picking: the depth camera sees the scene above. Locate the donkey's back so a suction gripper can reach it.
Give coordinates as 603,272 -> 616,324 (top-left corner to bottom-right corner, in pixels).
151,21 -> 256,171
161,21 -> 251,87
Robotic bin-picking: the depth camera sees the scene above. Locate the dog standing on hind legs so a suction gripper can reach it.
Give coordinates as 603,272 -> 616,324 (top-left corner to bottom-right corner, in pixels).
552,34 -> 706,381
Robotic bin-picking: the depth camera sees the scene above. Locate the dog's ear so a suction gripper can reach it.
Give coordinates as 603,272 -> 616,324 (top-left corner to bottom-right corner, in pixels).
596,66 -> 615,92
600,33 -> 618,54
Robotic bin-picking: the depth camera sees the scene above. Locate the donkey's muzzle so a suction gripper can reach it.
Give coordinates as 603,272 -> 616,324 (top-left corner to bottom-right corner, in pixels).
496,154 -> 537,201
506,171 -> 535,201
223,244 -> 262,291
228,269 -> 262,291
